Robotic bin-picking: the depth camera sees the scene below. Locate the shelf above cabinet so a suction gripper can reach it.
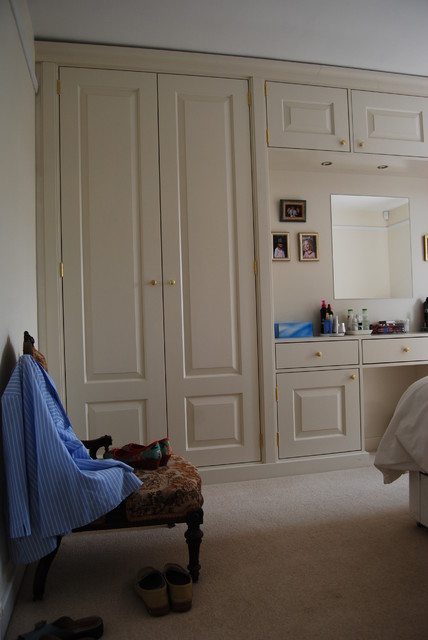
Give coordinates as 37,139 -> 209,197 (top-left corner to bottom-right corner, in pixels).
268,146 -> 428,178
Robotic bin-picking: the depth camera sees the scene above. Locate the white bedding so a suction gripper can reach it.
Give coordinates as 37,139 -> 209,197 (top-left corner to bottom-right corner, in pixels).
374,376 -> 428,484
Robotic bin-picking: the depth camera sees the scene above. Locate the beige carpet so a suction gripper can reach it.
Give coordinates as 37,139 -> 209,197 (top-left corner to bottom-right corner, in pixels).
5,461 -> 428,640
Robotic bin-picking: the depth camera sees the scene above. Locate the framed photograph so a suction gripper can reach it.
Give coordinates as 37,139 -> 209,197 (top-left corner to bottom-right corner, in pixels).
299,233 -> 319,261
424,235 -> 428,261
272,233 -> 290,261
280,199 -> 306,222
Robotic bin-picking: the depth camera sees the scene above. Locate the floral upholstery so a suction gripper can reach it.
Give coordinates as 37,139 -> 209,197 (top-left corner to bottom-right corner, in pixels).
126,453 -> 203,522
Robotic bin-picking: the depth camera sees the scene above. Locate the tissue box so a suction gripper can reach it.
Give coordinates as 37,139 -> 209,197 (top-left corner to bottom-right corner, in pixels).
275,322 -> 313,339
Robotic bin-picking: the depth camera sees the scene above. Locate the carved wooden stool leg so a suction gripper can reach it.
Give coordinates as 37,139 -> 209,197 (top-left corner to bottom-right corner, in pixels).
33,536 -> 62,600
185,508 -> 204,582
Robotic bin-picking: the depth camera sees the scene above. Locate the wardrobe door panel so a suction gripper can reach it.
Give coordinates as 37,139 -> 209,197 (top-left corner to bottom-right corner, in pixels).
158,74 -> 261,466
60,67 -> 167,443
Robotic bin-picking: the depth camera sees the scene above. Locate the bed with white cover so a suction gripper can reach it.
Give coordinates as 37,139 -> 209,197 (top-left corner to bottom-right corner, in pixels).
374,376 -> 428,527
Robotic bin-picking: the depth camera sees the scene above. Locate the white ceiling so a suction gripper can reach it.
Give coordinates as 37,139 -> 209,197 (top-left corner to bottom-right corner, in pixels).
27,0 -> 428,77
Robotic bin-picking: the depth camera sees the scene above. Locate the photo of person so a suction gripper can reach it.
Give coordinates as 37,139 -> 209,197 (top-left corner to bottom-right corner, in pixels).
299,233 -> 319,261
272,233 -> 290,261
280,199 -> 306,222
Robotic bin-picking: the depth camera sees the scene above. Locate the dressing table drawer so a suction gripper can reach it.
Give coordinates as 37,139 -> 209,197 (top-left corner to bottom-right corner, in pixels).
362,336 -> 428,364
276,340 -> 359,369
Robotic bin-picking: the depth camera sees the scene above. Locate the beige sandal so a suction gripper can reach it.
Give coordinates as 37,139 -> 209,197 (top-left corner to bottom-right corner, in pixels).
134,567 -> 170,617
163,563 -> 193,612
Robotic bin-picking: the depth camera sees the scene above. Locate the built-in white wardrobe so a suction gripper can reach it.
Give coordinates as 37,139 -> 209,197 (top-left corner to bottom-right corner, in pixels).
44,64 -> 261,468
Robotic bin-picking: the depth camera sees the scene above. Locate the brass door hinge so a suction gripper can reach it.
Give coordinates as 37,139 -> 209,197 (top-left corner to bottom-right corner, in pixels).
276,432 -> 280,448
57,79 -> 61,95
254,260 -> 257,276
59,261 -> 64,278
266,128 -> 270,145
248,90 -> 251,107
275,386 -> 279,402
264,82 -> 268,98
260,433 -> 263,449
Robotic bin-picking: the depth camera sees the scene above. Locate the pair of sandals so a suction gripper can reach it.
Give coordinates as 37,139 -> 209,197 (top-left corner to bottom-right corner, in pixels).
18,616 -> 103,640
134,564 -> 193,616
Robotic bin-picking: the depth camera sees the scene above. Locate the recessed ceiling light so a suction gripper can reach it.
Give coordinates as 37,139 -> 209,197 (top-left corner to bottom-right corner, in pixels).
377,165 -> 389,170
321,161 -> 332,166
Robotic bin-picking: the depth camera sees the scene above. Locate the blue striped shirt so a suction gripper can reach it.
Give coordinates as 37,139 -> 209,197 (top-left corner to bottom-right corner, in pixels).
1,355 -> 142,564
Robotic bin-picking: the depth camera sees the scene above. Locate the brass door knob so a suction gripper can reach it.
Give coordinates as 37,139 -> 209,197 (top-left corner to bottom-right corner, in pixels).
169,279 -> 176,286
350,374 -> 356,380
316,351 -> 322,357
340,139 -> 346,146
359,140 -> 365,148
150,279 -> 158,286
404,347 -> 410,353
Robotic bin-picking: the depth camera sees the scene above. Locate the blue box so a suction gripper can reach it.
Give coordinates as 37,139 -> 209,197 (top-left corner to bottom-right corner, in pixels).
275,322 -> 313,339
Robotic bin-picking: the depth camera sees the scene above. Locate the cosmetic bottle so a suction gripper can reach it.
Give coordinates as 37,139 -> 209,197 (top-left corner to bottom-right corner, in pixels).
320,300 -> 327,334
346,309 -> 353,332
324,312 -> 332,334
362,308 -> 369,331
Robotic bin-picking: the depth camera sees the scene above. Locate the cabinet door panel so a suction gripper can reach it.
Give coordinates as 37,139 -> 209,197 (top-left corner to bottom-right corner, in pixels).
277,369 -> 361,458
158,74 -> 261,466
266,82 -> 350,151
60,67 -> 167,443
352,90 -> 428,157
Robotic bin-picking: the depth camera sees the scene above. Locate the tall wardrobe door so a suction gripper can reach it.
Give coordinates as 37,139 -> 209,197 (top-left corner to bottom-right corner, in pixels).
60,68 -> 167,443
158,74 -> 261,466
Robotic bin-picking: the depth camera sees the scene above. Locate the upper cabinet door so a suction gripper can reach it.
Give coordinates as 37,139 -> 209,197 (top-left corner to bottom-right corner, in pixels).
352,90 -> 428,157
266,82 -> 350,151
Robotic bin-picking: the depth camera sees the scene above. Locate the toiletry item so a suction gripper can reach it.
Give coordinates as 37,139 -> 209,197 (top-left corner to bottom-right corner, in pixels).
324,312 -> 332,334
424,298 -> 428,328
327,303 -> 333,318
362,308 -> 369,331
333,315 -> 339,334
339,322 -> 346,334
352,315 -> 358,332
346,309 -> 353,332
320,299 -> 327,334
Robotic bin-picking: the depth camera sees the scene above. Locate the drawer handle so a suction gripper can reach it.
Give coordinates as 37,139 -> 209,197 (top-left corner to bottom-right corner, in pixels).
316,351 -> 322,358
359,140 -> 365,148
340,138 -> 347,146
350,374 -> 356,380
150,279 -> 159,286
403,346 -> 410,353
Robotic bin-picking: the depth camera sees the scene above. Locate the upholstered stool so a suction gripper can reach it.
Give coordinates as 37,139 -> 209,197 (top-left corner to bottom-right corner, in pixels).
33,453 -> 204,599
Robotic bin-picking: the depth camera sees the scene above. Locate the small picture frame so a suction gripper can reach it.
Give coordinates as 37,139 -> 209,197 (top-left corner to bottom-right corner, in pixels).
272,233 -> 290,261
424,235 -> 428,261
280,199 -> 306,222
299,233 -> 319,261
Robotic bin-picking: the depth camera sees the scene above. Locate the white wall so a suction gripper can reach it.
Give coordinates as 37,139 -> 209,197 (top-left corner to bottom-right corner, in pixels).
0,0 -> 37,635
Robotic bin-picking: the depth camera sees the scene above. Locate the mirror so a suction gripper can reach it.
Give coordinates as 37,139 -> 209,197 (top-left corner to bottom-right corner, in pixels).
331,195 -> 412,299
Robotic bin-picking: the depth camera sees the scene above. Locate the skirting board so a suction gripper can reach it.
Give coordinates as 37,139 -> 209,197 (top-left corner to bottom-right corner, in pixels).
0,563 -> 26,640
199,451 -> 371,485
